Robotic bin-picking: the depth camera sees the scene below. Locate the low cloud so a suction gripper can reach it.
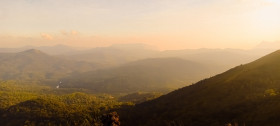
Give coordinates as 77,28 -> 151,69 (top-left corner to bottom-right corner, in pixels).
41,33 -> 53,40
71,30 -> 79,35
60,30 -> 79,36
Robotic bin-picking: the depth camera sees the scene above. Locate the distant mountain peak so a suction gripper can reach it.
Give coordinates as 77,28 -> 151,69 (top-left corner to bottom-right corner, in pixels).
19,49 -> 48,56
22,49 -> 43,53
110,43 -> 156,50
24,49 -> 41,52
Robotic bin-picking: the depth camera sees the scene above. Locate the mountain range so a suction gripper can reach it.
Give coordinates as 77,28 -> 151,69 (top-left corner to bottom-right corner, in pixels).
0,44 -> 275,70
0,44 -> 275,94
0,49 -> 98,81
0,44 -> 280,125
61,58 -> 214,93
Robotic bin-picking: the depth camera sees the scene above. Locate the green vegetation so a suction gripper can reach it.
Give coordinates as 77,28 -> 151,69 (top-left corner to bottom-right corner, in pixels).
118,92 -> 162,104
2,47 -> 280,126
0,81 -> 132,126
120,50 -> 280,126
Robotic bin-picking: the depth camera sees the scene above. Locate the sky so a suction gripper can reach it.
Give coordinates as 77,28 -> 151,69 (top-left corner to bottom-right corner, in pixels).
0,0 -> 280,50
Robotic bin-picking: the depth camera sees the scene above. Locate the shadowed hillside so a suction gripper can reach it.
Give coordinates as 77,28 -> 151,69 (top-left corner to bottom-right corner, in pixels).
120,50 -> 280,126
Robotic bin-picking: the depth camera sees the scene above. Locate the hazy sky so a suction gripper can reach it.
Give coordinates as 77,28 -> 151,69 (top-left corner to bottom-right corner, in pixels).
0,0 -> 280,50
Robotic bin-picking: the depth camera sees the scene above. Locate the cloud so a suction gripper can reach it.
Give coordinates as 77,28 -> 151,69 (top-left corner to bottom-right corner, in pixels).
71,30 -> 79,35
60,30 -> 79,36
60,30 -> 68,36
41,33 -> 53,40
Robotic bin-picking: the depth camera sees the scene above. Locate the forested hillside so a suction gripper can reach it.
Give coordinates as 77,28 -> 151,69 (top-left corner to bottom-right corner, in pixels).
120,50 -> 280,126
0,81 -> 132,126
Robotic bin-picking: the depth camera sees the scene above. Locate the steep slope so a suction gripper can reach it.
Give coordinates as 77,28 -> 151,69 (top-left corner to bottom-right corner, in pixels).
121,50 -> 280,126
61,58 -> 214,93
0,49 -> 98,81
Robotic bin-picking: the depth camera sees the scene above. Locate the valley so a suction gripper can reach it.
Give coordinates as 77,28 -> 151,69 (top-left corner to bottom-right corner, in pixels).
0,45 -> 278,126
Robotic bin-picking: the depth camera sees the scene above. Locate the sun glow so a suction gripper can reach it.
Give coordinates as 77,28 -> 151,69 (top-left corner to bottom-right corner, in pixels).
266,0 -> 280,4
0,0 -> 280,49
254,0 -> 280,31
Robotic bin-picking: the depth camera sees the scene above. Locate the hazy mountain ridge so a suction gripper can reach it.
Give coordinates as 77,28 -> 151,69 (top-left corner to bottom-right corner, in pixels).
56,44 -> 279,74
120,50 -> 280,126
0,44 -> 273,93
61,58 -> 214,93
61,45 -> 268,69
160,48 -> 265,69
0,45 -> 78,55
0,49 -> 98,81
0,44 -> 274,70
57,44 -> 159,68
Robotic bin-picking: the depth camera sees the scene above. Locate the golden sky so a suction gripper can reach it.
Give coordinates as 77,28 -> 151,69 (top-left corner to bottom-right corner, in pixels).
0,0 -> 280,50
